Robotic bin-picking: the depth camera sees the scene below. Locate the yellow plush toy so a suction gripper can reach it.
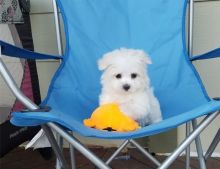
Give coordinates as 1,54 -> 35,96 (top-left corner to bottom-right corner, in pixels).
84,103 -> 140,132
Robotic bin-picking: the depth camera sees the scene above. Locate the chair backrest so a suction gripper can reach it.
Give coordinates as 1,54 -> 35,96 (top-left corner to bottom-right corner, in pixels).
44,0 -> 210,120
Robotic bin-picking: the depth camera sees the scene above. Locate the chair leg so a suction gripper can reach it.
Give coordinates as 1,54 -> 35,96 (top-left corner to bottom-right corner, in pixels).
48,122 -> 111,169
159,111 -> 219,169
41,125 -> 69,169
185,122 -> 191,169
70,144 -> 76,169
205,128 -> 220,160
56,135 -> 64,169
192,120 -> 206,169
69,132 -> 76,169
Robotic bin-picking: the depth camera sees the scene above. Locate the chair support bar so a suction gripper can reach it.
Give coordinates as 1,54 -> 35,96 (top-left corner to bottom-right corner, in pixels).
159,111 -> 219,169
186,0 -> 195,167
205,128 -> 220,160
105,140 -> 130,165
130,139 -> 161,167
42,125 -> 70,169
192,120 -> 206,169
106,139 -> 161,167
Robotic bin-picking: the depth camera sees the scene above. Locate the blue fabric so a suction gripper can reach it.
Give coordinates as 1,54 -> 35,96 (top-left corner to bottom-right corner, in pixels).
10,0 -> 220,139
11,100 -> 220,139
0,40 -> 62,60
191,48 -> 220,61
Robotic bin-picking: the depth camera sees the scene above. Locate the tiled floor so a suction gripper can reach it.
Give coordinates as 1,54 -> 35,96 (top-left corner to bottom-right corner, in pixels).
0,148 -> 220,169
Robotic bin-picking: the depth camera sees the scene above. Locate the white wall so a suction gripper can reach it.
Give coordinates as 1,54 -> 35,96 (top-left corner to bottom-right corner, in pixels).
30,0 -> 220,153
30,0 -> 60,99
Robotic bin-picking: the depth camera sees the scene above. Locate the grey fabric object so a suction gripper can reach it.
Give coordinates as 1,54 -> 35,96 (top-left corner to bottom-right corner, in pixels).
0,0 -> 23,23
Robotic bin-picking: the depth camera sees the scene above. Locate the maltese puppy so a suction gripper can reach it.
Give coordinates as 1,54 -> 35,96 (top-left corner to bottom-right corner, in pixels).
98,48 -> 162,127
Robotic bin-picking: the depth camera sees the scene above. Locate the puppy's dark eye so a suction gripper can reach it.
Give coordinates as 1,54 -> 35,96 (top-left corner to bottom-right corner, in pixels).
115,74 -> 122,79
131,73 -> 137,79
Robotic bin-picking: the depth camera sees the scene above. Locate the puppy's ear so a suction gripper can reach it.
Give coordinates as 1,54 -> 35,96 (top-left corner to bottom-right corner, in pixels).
137,50 -> 152,65
98,52 -> 113,71
143,53 -> 152,65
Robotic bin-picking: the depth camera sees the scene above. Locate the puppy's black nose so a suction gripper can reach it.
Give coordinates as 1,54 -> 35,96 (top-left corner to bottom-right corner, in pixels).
123,84 -> 130,91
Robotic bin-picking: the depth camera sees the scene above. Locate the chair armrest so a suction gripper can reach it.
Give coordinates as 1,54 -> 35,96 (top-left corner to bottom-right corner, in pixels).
0,53 -> 39,110
190,47 -> 220,61
0,40 -> 62,60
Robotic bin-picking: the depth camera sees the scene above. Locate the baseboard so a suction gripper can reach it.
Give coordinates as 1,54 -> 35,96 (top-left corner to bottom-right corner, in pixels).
160,151 -> 220,157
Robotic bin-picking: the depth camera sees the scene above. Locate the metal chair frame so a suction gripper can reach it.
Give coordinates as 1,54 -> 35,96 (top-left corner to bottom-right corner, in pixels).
185,1 -> 220,169
0,0 -> 219,168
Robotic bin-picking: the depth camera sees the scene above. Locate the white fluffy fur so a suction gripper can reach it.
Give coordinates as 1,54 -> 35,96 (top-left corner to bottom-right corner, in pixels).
98,48 -> 162,126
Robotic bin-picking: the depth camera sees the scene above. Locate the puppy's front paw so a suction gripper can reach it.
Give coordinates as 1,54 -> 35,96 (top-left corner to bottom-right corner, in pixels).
137,116 -> 151,127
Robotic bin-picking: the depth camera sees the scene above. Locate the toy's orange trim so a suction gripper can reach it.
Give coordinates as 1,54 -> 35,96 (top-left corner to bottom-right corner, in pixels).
84,103 -> 140,132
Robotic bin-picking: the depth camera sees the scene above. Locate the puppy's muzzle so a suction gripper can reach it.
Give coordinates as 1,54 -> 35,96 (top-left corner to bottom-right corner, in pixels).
123,84 -> 130,91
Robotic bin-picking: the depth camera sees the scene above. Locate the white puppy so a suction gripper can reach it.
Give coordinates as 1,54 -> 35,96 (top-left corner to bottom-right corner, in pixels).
98,48 -> 162,126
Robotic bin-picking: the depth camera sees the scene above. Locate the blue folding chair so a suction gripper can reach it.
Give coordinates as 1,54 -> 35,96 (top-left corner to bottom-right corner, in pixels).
0,0 -> 220,168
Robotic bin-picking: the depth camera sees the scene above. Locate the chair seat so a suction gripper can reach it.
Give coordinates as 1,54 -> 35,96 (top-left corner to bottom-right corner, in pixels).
11,100 -> 220,139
